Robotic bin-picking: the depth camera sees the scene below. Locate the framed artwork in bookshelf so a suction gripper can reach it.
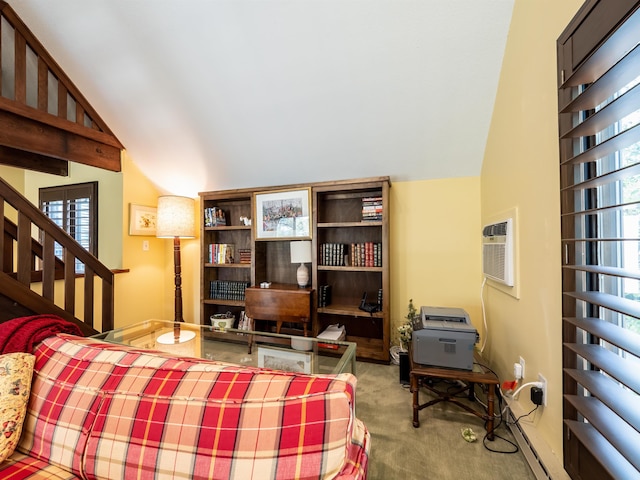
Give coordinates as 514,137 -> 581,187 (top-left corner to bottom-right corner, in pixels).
128,204 -> 157,236
254,188 -> 311,240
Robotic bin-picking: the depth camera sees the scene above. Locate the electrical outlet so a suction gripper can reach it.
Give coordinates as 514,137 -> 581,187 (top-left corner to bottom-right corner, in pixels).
513,362 -> 522,379
519,356 -> 526,380
538,373 -> 547,406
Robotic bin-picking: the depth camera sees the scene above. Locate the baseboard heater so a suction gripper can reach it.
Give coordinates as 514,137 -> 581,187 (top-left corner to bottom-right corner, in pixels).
505,407 -> 552,480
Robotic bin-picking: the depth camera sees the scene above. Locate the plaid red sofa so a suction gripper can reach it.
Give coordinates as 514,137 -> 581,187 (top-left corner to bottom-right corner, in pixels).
0,333 -> 369,479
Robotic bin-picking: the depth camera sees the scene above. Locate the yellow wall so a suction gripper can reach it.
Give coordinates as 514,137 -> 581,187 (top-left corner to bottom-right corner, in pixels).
0,165 -> 25,195
117,153 -> 171,328
118,153 -> 199,328
0,165 -> 25,223
389,177 -> 483,340
481,0 -> 582,467
24,163 -> 124,269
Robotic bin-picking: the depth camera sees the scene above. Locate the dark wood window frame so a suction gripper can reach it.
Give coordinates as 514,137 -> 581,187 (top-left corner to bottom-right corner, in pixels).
39,181 -> 98,273
558,1 -> 640,479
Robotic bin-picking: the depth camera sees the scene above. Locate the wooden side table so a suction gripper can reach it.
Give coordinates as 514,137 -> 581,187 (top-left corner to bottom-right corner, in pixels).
409,347 -> 499,440
244,283 -> 313,336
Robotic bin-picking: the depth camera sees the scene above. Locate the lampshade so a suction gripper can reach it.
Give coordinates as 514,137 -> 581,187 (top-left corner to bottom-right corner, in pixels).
156,196 -> 196,238
156,329 -> 197,357
290,241 -> 312,264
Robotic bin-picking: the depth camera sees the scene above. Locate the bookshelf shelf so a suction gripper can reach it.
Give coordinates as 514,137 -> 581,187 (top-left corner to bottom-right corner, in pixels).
318,304 -> 384,318
205,225 -> 251,231
203,299 -> 245,307
317,265 -> 383,273
204,263 -> 251,269
317,221 -> 383,228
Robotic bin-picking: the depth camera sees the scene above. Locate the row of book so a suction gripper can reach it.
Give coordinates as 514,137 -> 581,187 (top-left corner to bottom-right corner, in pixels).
362,196 -> 382,221
238,249 -> 251,264
204,207 -> 227,227
319,242 -> 382,267
207,244 -> 235,264
209,280 -> 249,301
350,242 -> 382,267
318,284 -> 332,307
320,243 -> 347,266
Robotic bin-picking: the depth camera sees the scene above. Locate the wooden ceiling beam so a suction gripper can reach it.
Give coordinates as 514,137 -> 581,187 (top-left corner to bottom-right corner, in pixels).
0,108 -> 121,172
0,145 -> 68,176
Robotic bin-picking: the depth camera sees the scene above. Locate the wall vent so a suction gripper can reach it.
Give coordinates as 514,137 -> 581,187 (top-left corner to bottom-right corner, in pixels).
482,218 -> 514,286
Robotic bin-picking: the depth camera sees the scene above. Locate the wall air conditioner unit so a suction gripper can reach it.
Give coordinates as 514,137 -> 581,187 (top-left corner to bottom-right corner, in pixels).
482,218 -> 514,286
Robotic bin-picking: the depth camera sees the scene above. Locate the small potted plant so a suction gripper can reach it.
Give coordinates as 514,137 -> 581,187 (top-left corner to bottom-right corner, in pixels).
397,299 -> 418,351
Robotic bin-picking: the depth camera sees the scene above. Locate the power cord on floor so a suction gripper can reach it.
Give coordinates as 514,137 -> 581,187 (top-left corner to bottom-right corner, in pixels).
479,387 -> 521,454
471,361 -> 521,454
482,415 -> 519,454
507,405 -> 539,426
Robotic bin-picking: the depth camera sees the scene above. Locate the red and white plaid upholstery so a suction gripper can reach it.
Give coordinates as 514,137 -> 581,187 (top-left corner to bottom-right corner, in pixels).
0,334 -> 369,480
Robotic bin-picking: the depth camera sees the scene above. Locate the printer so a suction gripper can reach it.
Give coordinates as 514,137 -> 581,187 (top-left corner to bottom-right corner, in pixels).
411,306 -> 479,370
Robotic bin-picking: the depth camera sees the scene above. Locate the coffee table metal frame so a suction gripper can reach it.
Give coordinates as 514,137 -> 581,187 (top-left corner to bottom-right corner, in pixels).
92,319 -> 357,375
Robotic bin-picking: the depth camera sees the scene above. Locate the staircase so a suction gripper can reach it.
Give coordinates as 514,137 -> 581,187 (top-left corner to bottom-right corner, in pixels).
0,177 -> 114,336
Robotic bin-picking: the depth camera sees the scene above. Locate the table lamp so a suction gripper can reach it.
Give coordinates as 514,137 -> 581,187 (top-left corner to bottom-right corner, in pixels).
290,240 -> 312,288
156,195 -> 196,343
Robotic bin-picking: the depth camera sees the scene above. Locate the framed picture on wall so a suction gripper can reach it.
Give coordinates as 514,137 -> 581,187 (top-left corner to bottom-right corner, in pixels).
129,204 -> 157,236
254,188 -> 311,240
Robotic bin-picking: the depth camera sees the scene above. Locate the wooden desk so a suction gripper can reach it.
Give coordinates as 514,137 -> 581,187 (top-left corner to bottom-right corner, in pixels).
244,284 -> 313,336
409,348 -> 499,440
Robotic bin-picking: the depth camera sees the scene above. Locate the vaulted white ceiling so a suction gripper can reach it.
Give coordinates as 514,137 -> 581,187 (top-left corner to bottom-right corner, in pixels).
11,0 -> 514,194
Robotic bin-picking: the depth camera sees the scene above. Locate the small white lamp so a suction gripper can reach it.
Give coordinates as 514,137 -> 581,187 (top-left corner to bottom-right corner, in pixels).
156,195 -> 196,343
290,240 -> 312,288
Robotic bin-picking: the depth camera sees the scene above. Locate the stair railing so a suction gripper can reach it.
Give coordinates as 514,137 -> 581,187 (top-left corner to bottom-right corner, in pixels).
0,176 -> 114,332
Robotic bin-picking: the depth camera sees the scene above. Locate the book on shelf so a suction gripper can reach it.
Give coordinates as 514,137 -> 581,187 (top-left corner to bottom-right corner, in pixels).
208,244 -> 235,264
320,242 -> 381,267
238,248 -> 252,264
204,207 -> 227,227
348,242 -> 382,267
320,243 -> 347,266
361,196 -> 383,221
318,284 -> 332,307
209,280 -> 250,301
317,324 -> 346,349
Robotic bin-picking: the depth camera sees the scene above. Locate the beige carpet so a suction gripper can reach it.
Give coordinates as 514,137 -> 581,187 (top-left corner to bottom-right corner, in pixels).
354,361 -> 536,480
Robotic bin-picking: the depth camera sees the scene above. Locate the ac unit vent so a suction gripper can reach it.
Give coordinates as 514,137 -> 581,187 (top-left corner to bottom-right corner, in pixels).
483,222 -> 508,236
482,218 -> 514,286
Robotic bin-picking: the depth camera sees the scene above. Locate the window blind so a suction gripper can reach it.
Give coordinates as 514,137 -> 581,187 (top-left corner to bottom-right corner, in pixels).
39,182 -> 97,274
558,2 -> 640,479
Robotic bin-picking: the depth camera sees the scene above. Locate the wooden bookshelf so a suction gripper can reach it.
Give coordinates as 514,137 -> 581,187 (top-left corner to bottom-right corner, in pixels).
199,176 -> 390,362
313,178 -> 390,362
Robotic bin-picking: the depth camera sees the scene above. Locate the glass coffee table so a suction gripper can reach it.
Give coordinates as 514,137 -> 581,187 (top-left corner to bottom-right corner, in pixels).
92,320 -> 357,375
